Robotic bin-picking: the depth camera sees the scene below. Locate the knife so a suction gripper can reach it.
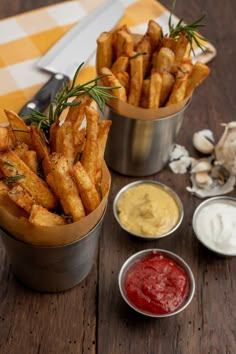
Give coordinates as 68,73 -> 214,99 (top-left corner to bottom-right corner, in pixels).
18,0 -> 124,117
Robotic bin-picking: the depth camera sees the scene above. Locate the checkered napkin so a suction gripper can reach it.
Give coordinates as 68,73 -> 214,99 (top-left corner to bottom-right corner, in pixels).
0,0 -> 216,121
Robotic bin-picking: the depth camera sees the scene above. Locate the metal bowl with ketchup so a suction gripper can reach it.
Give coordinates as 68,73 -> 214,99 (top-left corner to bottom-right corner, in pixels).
118,249 -> 195,318
113,180 -> 183,240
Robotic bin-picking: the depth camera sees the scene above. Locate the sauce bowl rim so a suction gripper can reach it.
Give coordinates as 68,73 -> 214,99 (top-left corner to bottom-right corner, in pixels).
118,248 -> 195,318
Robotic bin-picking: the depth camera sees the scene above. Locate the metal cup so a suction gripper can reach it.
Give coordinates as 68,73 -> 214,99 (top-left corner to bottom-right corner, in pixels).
102,101 -> 190,176
0,209 -> 106,293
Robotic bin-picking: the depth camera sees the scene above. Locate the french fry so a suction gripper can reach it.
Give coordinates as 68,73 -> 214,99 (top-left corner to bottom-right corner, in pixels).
96,31 -> 113,73
50,154 -> 85,221
13,142 -> 29,158
114,71 -> 129,93
55,121 -> 75,165
161,36 -> 177,51
159,72 -> 175,107
81,106 -> 99,184
0,127 -> 13,149
0,148 -> 57,210
166,73 -> 189,105
29,204 -> 66,226
111,56 -> 129,73
21,150 -> 38,173
152,47 -> 175,73
4,109 -> 32,147
128,52 -> 143,106
148,70 -> 162,109
74,127 -> 86,155
140,79 -> 150,108
146,19 -> 162,50
31,125 -> 52,176
135,34 -> 152,77
174,32 -> 189,62
73,161 -> 100,213
185,61 -> 210,97
175,58 -> 193,78
96,120 -> 112,183
114,29 -> 134,57
49,120 -> 60,153
8,185 -> 35,214
65,94 -> 93,124
100,67 -> 127,102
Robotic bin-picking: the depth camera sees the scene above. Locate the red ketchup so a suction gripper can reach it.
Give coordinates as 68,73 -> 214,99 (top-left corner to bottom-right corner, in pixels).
124,252 -> 188,315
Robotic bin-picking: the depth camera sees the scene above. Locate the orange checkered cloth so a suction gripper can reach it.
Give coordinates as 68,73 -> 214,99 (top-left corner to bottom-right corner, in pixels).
0,0 -> 216,121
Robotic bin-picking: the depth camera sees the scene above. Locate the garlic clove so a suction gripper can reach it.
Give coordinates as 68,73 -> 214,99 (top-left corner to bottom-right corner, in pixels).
193,129 -> 215,154
191,159 -> 212,173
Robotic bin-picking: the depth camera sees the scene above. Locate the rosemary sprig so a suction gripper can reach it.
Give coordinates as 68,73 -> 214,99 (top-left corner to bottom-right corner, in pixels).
22,63 -> 118,132
0,175 -> 25,186
168,0 -> 207,54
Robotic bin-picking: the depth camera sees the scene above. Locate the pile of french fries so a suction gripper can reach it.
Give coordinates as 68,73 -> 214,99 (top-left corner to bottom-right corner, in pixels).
96,20 -> 210,109
0,95 -> 111,226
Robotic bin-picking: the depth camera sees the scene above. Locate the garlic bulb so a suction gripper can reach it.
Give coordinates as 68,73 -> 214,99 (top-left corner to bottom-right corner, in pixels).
192,129 -> 215,154
215,122 -> 236,176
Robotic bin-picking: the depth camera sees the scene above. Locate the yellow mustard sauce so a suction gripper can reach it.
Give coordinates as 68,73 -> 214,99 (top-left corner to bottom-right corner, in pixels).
117,183 -> 180,237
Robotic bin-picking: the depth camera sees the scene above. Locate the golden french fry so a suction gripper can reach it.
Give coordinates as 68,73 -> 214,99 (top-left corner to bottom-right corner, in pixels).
146,19 -> 162,50
31,125 -> 52,177
81,106 -> 99,184
128,52 -> 143,106
166,73 -> 189,105
114,71 -> 129,93
100,67 -> 127,102
152,47 -> 175,73
135,34 -> 152,77
8,185 -> 35,214
140,79 -> 150,108
55,121 -> 75,165
65,94 -> 93,124
159,72 -> 175,107
114,29 -> 134,57
111,56 -> 129,73
50,153 -> 85,221
148,70 -> 162,109
175,58 -> 193,78
174,32 -> 189,62
96,31 -> 113,73
73,161 -> 100,213
13,142 -> 29,158
29,204 -> 66,226
4,109 -> 32,147
0,127 -> 14,149
96,120 -> 112,183
49,120 -> 60,153
21,150 -> 38,173
0,148 -> 57,210
185,61 -> 210,97
161,36 -> 177,51
74,127 -> 86,155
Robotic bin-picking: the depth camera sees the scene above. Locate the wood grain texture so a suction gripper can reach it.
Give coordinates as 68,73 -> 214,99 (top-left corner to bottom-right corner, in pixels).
1,0 -> 236,353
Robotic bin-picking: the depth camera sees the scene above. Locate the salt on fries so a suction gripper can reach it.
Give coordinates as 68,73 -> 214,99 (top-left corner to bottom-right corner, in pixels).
96,19 -> 210,109
0,101 -> 111,227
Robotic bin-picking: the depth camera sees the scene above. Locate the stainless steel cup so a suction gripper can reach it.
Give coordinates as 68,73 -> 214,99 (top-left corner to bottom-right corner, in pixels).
0,210 -> 105,293
102,101 -> 190,176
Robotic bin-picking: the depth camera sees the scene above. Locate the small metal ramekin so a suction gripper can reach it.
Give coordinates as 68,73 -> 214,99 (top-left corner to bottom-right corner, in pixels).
113,180 -> 183,240
118,249 -> 195,318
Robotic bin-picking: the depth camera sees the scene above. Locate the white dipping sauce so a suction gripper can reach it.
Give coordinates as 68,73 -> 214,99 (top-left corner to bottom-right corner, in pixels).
194,199 -> 236,254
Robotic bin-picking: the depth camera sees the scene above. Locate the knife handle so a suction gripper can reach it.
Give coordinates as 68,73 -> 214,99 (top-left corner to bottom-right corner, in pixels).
18,73 -> 70,118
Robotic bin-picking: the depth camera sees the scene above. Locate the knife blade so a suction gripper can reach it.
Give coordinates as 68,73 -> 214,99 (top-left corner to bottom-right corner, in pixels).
18,0 -> 124,117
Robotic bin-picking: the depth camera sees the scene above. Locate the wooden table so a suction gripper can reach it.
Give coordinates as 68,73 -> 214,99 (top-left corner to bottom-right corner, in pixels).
0,1 -> 236,353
